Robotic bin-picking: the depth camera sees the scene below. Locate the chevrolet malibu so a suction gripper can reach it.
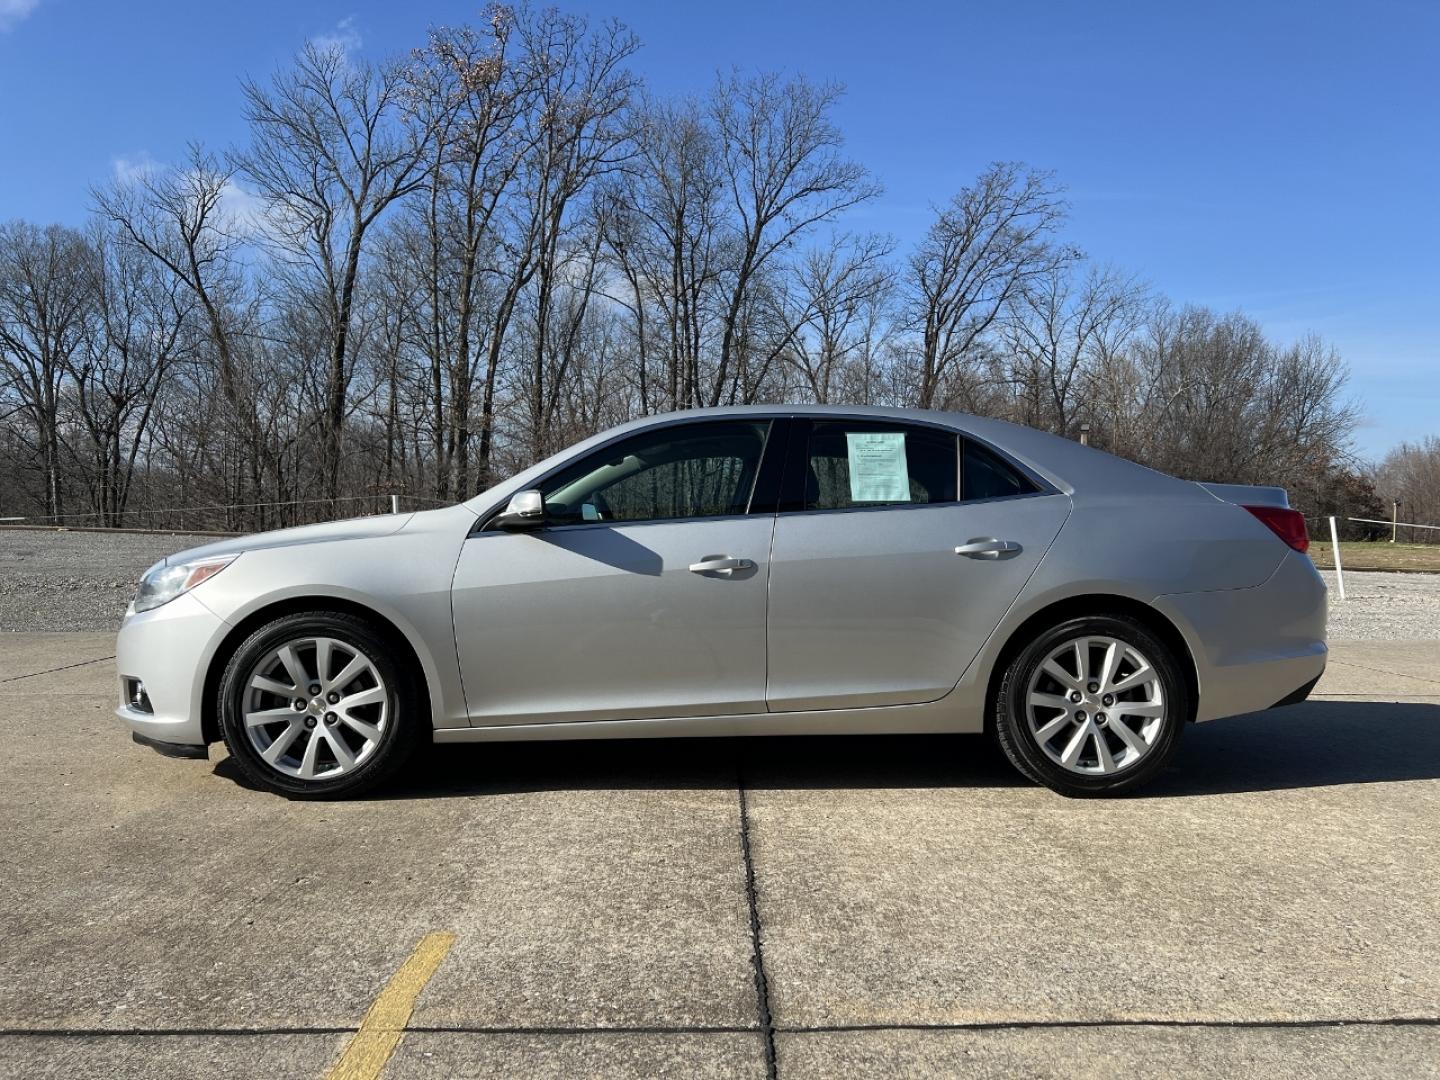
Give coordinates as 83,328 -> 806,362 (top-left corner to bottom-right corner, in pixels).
116,406 -> 1326,798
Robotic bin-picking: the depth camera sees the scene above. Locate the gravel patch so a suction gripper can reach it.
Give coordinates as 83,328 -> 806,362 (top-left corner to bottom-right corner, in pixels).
3,529 -> 1437,640
0,529 -> 225,632
1319,568 -> 1440,641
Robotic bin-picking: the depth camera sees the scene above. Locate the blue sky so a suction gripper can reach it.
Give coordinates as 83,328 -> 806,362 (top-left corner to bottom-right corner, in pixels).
1,0 -> 1435,459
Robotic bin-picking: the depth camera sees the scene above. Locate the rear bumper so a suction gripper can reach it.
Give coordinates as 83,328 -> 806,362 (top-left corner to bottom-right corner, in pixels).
1271,671 -> 1323,709
114,592 -> 228,747
1155,550 -> 1328,723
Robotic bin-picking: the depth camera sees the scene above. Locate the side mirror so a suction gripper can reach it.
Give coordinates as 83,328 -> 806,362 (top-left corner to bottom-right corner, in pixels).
494,489 -> 546,530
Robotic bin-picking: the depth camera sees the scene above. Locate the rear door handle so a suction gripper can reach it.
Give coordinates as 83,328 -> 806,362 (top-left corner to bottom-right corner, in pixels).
954,538 -> 1021,559
688,555 -> 754,574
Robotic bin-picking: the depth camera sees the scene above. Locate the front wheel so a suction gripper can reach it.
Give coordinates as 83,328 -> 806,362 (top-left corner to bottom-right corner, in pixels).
993,614 -> 1189,797
218,611 -> 422,799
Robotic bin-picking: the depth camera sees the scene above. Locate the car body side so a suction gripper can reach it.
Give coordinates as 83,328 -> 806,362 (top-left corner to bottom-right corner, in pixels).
115,405 -> 1327,752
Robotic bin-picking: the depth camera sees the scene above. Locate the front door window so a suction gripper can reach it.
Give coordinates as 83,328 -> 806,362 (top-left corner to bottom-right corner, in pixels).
540,421 -> 771,526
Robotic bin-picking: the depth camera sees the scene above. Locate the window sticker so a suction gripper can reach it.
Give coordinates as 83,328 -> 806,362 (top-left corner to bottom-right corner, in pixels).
846,431 -> 910,502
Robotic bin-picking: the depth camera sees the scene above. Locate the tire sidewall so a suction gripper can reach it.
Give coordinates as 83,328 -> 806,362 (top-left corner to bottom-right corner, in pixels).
996,614 -> 1188,796
219,612 -> 417,799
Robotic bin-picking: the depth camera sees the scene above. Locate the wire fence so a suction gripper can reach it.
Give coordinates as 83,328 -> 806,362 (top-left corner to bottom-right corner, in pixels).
1304,515 -> 1440,545
1302,513 -> 1440,598
0,492 -> 453,535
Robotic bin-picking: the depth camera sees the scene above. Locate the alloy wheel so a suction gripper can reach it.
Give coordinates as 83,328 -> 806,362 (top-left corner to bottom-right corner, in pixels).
240,636 -> 389,781
1024,634 -> 1166,776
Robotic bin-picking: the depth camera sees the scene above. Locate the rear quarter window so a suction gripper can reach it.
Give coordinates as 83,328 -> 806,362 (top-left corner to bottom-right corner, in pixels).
962,438 -> 1039,502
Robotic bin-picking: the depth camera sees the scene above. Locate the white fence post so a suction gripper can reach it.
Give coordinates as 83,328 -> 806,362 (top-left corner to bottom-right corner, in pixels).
1328,515 -> 1345,601
391,494 -> 401,515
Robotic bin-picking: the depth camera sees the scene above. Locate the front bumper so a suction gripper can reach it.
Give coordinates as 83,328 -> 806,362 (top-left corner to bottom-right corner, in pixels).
1154,549 -> 1328,722
114,591 -> 228,748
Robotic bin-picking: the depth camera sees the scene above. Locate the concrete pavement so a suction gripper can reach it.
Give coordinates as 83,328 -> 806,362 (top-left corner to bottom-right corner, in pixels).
1,634 -> 1437,1078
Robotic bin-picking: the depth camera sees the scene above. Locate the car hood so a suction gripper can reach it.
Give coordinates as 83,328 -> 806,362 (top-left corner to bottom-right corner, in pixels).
158,513 -> 418,568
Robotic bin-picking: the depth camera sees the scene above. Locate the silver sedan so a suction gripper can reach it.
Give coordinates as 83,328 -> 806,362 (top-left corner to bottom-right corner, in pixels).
115,406 -> 1326,798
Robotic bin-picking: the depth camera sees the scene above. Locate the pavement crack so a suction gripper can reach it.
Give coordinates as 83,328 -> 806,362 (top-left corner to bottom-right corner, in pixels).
778,1017 -> 1440,1034
1327,657 -> 1440,689
0,654 -> 114,683
736,762 -> 779,1080
6,1017 -> 1440,1041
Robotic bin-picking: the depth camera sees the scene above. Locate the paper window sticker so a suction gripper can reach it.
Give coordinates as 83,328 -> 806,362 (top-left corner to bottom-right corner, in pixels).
846,431 -> 911,502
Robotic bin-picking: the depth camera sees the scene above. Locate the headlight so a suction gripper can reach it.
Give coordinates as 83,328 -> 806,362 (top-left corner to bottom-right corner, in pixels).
133,554 -> 239,613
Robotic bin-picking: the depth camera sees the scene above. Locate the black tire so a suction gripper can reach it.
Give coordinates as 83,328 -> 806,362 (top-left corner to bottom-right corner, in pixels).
218,610 -> 424,799
993,613 -> 1188,797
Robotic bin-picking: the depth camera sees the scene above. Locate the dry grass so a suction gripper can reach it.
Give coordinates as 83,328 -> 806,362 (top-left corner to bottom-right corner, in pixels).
1309,541 -> 1440,573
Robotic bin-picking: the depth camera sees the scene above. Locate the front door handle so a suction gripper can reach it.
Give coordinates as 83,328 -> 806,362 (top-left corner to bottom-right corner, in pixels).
689,555 -> 754,574
954,538 -> 1022,559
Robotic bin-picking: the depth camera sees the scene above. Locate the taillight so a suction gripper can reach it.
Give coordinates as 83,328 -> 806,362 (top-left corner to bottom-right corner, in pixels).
1243,505 -> 1309,553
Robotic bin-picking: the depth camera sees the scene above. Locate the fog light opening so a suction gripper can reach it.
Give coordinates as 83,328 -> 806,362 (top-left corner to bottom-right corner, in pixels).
125,678 -> 153,715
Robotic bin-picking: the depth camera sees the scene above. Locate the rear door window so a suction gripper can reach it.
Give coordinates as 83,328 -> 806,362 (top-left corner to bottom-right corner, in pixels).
796,421 -> 958,511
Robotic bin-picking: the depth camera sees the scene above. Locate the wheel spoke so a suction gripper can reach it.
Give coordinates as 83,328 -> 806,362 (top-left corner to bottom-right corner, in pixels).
277,645 -> 308,691
245,706 -> 296,727
1118,700 -> 1164,718
1072,639 -> 1089,683
338,685 -> 385,710
1093,730 -> 1117,773
339,713 -> 381,742
315,638 -> 333,684
1029,691 -> 1071,713
1042,659 -> 1082,693
251,675 -> 296,697
1060,721 -> 1091,767
298,731 -> 322,778
322,726 -> 356,770
1111,718 -> 1150,757
262,720 -> 303,764
1096,641 -> 1119,693
1109,666 -> 1153,694
328,655 -> 367,693
1033,714 -> 1072,744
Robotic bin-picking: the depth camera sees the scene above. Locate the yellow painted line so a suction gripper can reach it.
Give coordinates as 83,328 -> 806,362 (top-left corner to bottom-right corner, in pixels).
324,931 -> 456,1080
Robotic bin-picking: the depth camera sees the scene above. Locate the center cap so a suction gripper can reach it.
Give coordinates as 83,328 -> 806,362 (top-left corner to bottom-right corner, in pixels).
309,698 -> 326,714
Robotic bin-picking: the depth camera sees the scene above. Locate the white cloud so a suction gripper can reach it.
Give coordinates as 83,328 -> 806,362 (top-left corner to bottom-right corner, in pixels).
0,0 -> 41,32
217,178 -> 268,235
112,152 -> 161,186
109,152 -> 271,239
310,16 -> 361,57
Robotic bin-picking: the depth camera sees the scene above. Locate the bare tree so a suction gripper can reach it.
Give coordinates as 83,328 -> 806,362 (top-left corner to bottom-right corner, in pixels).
1373,437 -> 1440,541
781,233 -> 894,403
67,225 -> 192,524
709,72 -> 878,406
237,40 -> 432,498
1119,305 -> 1356,504
407,5 -> 535,497
1000,263 -> 1147,437
92,146 -> 274,527
597,93 -> 728,411
0,222 -> 96,518
512,8 -> 639,460
909,163 -> 1072,409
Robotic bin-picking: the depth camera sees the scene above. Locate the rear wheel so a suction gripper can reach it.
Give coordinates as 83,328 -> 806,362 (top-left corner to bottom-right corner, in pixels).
218,611 -> 422,799
993,614 -> 1188,796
